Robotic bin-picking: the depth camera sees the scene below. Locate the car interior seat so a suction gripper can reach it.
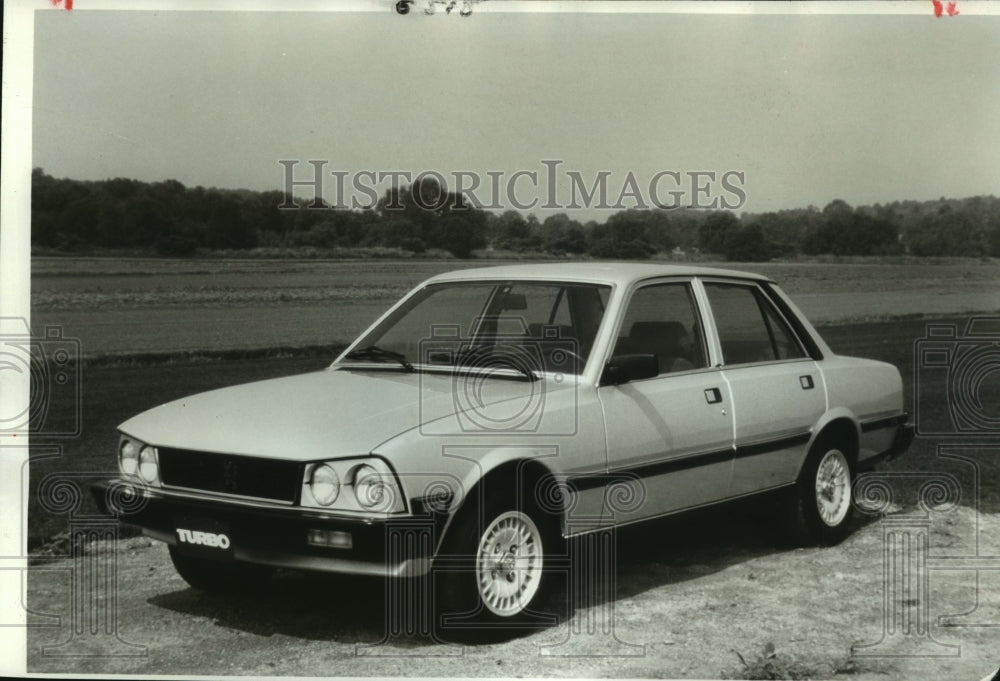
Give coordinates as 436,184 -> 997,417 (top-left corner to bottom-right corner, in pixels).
627,321 -> 697,374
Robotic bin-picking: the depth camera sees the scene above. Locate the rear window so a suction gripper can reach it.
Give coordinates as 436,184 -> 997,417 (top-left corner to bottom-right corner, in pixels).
704,282 -> 806,365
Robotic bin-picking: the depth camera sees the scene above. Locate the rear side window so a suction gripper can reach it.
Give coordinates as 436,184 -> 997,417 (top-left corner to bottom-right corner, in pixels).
704,282 -> 806,365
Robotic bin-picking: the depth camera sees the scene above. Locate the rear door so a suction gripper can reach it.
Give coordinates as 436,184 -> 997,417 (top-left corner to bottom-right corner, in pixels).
700,280 -> 826,496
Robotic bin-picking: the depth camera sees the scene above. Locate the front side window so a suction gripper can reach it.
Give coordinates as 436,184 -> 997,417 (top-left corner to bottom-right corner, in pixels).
342,281 -> 611,375
704,282 -> 806,365
612,282 -> 707,375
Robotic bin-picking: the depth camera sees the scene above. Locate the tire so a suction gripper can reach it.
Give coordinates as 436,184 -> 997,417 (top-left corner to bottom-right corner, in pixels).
432,491 -> 563,642
789,438 -> 855,546
168,546 -> 273,594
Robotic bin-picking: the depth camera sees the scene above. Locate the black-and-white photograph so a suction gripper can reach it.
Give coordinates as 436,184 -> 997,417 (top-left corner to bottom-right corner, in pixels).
2,1 -> 999,679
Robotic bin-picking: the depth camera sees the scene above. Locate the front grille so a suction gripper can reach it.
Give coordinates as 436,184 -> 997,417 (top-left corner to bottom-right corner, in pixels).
158,448 -> 302,503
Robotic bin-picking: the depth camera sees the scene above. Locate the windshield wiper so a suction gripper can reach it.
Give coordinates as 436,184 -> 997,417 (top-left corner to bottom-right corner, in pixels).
454,346 -> 540,382
344,345 -> 414,372
501,363 -> 540,382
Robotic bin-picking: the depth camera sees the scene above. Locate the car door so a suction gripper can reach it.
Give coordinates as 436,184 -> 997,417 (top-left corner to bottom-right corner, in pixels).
701,280 -> 826,497
596,279 -> 735,527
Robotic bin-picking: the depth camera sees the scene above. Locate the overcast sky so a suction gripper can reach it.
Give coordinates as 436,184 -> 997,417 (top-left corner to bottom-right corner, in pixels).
31,6 -> 1000,219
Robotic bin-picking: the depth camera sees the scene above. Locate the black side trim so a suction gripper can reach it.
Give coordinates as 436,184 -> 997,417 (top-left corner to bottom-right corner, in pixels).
568,431 -> 814,491
618,448 -> 735,479
735,432 -> 811,460
860,413 -> 908,433
563,481 -> 797,539
568,448 -> 734,491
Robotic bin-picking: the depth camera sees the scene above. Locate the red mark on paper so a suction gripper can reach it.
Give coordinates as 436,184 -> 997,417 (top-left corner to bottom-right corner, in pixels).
50,0 -> 73,9
932,0 -> 958,16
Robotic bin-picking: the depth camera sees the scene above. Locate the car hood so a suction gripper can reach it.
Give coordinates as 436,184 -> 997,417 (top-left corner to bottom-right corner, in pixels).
118,367 -> 562,460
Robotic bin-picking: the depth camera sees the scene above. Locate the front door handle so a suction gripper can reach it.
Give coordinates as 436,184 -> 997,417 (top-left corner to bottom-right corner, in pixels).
704,387 -> 722,404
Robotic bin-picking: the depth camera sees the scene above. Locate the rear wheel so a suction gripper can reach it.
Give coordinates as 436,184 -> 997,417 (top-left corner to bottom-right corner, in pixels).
168,546 -> 273,593
790,439 -> 855,546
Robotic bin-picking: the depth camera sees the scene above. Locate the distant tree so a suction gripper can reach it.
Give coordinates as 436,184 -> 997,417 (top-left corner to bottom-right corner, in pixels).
440,212 -> 487,258
123,196 -> 172,247
801,199 -> 899,255
747,208 -> 821,256
724,224 -> 772,262
697,211 -> 739,253
206,193 -> 257,249
373,177 -> 489,256
491,210 -> 539,251
550,226 -> 588,254
154,218 -> 199,256
589,237 -> 654,260
29,168 -> 998,259
539,213 -> 588,254
399,236 -> 427,253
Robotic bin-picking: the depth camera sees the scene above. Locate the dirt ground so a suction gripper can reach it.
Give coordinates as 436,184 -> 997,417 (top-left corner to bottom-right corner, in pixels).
25,501 -> 1000,680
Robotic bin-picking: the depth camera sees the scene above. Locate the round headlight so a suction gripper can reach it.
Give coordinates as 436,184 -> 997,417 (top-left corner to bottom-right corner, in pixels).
138,446 -> 159,484
309,464 -> 340,506
119,439 -> 139,477
354,464 -> 390,509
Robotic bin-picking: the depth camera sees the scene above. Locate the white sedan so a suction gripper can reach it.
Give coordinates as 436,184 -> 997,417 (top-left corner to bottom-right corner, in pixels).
95,263 -> 913,637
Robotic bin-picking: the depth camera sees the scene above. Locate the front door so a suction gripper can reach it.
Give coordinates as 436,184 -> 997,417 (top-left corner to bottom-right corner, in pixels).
596,280 -> 735,526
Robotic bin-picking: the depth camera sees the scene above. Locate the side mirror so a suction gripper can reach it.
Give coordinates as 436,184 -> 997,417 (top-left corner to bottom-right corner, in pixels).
601,354 -> 659,386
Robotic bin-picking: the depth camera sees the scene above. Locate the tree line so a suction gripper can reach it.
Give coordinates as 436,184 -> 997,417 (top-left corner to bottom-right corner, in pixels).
31,169 -> 1000,259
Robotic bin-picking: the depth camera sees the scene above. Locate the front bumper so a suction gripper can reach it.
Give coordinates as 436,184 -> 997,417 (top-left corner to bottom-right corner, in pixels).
91,480 -> 442,577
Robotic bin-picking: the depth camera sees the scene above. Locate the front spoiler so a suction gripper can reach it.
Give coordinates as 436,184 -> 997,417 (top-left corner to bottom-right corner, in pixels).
91,480 -> 441,578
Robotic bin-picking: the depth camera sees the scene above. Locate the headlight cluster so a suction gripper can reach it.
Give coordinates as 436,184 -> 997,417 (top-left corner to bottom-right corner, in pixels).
118,435 -> 160,486
301,458 -> 404,513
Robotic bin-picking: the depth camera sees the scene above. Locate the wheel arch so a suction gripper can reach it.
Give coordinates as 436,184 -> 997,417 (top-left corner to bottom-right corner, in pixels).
433,457 -> 564,559
808,413 -> 861,470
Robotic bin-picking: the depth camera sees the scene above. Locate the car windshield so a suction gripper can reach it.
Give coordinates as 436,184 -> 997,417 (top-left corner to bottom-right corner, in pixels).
341,280 -> 611,376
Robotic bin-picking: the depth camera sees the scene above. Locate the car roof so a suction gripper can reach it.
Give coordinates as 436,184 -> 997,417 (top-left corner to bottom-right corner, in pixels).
423,262 -> 773,287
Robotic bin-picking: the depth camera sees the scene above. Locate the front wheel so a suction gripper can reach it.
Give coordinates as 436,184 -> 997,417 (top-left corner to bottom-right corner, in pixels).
475,510 -> 545,617
789,441 -> 855,546
432,497 -> 562,641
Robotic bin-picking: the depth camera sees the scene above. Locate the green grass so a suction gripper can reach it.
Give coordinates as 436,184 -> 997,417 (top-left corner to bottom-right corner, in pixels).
32,256 -> 1000,305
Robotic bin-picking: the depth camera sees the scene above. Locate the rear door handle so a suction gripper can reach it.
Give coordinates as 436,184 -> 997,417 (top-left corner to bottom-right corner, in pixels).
800,375 -> 815,390
704,387 -> 722,404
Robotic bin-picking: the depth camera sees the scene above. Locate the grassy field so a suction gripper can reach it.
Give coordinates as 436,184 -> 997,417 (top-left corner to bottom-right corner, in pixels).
29,256 -> 1000,358
33,256 -> 1000,308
